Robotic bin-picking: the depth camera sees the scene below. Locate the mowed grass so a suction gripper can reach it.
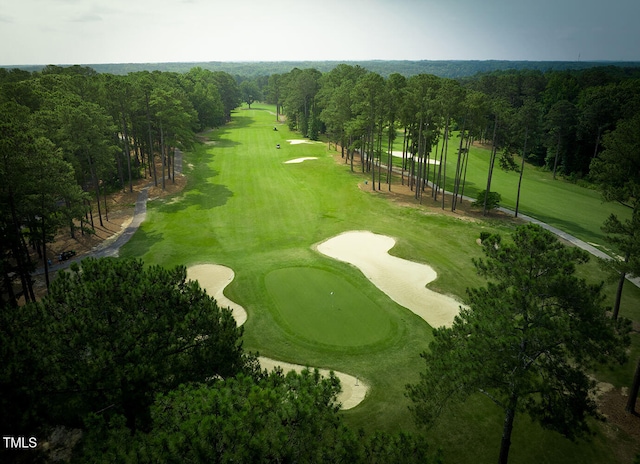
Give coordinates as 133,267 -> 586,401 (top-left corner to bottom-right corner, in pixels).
265,267 -> 395,348
120,104 -> 639,464
390,131 -> 632,248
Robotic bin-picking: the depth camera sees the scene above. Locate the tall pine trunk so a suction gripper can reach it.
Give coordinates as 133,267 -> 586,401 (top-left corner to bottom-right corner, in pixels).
483,116 -> 499,216
552,130 -> 561,179
87,154 -> 104,227
41,212 -> 50,289
160,122 -> 166,191
7,188 -> 34,303
401,126 -> 408,186
459,134 -> 473,203
611,252 -> 629,320
515,126 -> 529,218
121,112 -> 133,193
441,116 -> 450,209
415,118 -> 424,201
146,96 -> 157,187
452,120 -> 466,211
626,357 -> 640,413
498,397 -> 518,464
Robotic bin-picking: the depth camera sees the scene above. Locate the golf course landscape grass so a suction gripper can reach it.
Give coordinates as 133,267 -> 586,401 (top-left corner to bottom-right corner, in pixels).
388,131 -> 633,248
120,104 -> 640,463
265,266 -> 394,348
186,263 -> 369,409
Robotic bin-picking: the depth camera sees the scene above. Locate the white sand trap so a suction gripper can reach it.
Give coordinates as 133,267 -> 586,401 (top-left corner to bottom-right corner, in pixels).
284,157 -> 318,164
186,263 -> 368,409
316,231 -> 461,328
391,151 -> 440,164
287,139 -> 322,145
258,357 -> 368,410
187,264 -> 248,326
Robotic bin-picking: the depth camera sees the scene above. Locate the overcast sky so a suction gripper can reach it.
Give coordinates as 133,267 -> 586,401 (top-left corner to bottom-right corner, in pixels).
1,0 -> 639,66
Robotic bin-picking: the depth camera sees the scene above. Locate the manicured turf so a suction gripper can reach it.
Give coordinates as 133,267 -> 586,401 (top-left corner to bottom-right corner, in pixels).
265,267 -> 394,348
120,105 -> 639,464
390,131 -> 632,248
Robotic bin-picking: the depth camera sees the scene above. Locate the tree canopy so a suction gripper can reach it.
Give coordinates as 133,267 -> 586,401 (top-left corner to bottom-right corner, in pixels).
0,66 -> 241,307
407,224 -> 630,464
1,258 -> 247,436
77,370 -> 441,464
589,113 -> 640,412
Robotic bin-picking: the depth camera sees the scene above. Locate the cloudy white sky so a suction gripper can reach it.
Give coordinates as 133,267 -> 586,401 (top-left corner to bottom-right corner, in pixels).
1,0 -> 638,65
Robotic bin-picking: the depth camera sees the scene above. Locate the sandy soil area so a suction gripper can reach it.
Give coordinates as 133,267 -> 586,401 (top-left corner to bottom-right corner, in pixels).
186,264 -> 248,326
186,263 -> 368,409
257,357 -> 368,410
284,157 -> 318,164
287,139 -> 322,145
391,151 -> 440,164
316,230 -> 461,328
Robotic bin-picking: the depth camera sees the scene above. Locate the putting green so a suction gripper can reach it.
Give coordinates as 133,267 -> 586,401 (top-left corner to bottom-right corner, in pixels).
265,267 -> 394,347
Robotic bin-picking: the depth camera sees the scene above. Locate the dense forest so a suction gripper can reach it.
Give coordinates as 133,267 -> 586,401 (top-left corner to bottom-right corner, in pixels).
0,64 -> 241,306
260,63 -> 640,184
6,59 -> 640,79
1,61 -> 639,462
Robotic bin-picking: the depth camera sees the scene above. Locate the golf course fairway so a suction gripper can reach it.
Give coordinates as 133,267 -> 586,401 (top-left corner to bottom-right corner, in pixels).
119,104 -> 639,464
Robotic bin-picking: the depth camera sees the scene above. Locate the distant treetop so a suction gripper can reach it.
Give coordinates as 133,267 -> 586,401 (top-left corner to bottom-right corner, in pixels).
4,60 -> 640,79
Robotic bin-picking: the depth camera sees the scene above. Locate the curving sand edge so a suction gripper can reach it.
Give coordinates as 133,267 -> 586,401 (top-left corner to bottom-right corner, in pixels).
287,139 -> 322,145
186,263 -> 367,409
316,230 -> 461,328
257,357 -> 368,410
284,157 -> 318,164
187,264 -> 248,326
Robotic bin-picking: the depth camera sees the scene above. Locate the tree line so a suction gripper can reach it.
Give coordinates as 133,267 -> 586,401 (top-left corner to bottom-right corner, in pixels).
0,65 -> 242,307
249,64 -> 640,212
7,60 -> 640,79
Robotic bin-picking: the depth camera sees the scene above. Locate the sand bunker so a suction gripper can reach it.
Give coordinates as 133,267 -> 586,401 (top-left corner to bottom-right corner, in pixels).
287,139 -> 322,145
316,231 -> 461,328
187,264 -> 248,326
284,157 -> 318,164
186,263 -> 368,409
258,357 -> 368,410
391,151 -> 440,164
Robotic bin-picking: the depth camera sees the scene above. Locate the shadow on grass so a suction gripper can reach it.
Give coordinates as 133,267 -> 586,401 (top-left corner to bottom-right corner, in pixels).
210,113 -> 253,139
211,139 -> 241,149
118,227 -> 164,259
155,140 -> 236,215
519,210 -> 606,244
200,117 -> 252,149
156,183 -> 233,214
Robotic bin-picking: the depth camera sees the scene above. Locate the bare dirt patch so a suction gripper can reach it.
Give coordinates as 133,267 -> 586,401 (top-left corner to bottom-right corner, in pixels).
598,388 -> 640,463
45,175 -> 186,263
29,172 -> 186,301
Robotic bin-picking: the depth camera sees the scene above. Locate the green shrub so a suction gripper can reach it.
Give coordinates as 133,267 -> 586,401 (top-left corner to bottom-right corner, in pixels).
471,190 -> 502,211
